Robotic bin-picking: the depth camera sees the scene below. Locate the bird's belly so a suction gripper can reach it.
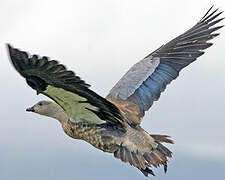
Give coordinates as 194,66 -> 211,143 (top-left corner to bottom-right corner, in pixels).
62,120 -> 116,152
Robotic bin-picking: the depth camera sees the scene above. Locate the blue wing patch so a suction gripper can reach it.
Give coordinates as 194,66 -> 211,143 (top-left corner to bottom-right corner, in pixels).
107,7 -> 223,118
128,63 -> 179,114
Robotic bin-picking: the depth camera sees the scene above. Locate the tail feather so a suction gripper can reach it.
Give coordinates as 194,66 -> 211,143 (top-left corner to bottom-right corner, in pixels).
153,149 -> 166,162
150,134 -> 174,144
147,151 -> 161,167
140,167 -> 155,177
125,148 -> 133,165
113,139 -> 172,177
157,143 -> 173,158
136,153 -> 146,169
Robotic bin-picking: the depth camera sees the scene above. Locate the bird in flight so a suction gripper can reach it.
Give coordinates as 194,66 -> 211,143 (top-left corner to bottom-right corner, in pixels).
8,6 -> 223,177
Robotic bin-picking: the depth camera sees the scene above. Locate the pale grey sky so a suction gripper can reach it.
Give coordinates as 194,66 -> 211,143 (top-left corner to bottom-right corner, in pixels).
1,0 -> 225,179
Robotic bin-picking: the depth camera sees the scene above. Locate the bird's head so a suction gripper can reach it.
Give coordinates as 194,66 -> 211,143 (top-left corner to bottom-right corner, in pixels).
26,100 -> 54,115
26,100 -> 67,122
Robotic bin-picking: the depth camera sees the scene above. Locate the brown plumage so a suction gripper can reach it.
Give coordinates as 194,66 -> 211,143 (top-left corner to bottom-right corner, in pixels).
8,6 -> 223,178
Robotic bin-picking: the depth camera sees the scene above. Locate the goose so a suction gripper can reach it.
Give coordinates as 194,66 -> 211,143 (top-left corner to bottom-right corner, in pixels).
8,6 -> 223,177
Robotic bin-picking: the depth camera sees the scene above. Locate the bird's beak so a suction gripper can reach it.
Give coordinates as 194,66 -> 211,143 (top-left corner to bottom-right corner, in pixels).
26,106 -> 35,112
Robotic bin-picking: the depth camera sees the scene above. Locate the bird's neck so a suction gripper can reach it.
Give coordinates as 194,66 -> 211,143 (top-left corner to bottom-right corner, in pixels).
47,103 -> 69,123
51,111 -> 68,123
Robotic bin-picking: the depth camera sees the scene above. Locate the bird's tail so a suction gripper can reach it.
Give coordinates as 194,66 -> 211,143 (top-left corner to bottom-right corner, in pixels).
150,134 -> 174,144
113,134 -> 173,177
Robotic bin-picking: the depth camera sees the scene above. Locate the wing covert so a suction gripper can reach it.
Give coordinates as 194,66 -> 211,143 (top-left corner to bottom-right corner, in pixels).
107,6 -> 224,118
8,45 -> 125,131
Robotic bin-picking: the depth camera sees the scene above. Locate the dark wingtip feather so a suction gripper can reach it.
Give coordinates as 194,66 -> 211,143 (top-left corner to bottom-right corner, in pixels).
212,33 -> 220,38
163,162 -> 168,173
6,43 -> 12,50
200,5 -> 214,21
200,6 -> 218,22
200,6 -> 224,26
7,44 -> 15,58
7,45 -> 91,88
7,44 -> 15,69
7,44 -> 23,73
206,11 -> 224,23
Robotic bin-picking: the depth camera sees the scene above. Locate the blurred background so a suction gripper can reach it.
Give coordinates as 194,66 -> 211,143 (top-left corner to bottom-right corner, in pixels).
0,0 -> 225,179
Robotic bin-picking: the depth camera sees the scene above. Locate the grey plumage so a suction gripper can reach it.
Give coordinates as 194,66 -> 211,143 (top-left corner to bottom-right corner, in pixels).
107,6 -> 224,116
7,6 -> 223,178
107,56 -> 160,100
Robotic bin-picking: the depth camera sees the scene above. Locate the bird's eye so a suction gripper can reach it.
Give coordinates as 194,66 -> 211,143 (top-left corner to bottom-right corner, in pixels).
39,102 -> 43,106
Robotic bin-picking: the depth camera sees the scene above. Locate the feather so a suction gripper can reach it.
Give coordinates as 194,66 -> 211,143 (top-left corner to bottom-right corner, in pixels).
8,44 -> 125,131
107,7 -> 223,120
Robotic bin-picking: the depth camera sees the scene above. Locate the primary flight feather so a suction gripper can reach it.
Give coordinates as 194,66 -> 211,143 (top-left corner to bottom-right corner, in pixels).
8,6 -> 223,177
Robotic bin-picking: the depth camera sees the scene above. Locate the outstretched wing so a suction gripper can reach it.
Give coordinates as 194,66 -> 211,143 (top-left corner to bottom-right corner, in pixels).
107,6 -> 224,121
8,45 -> 125,131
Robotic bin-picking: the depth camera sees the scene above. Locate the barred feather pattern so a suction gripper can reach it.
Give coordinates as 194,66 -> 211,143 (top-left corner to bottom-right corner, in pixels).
114,141 -> 173,177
